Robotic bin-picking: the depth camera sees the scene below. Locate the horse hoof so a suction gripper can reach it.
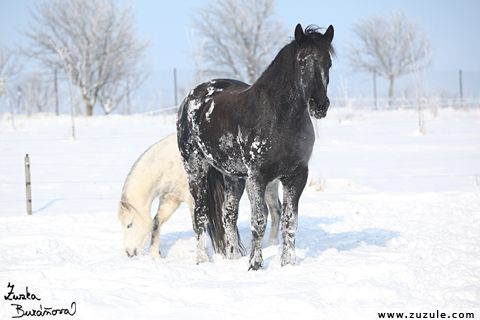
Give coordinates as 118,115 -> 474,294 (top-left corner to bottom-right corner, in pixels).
196,252 -> 211,264
280,256 -> 297,267
149,247 -> 161,260
225,248 -> 240,260
248,260 -> 264,271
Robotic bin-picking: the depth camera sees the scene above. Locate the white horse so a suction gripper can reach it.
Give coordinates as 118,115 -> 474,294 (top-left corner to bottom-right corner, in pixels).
118,134 -> 281,259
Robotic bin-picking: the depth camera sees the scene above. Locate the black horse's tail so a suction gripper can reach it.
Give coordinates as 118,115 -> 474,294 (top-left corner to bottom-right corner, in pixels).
205,166 -> 245,256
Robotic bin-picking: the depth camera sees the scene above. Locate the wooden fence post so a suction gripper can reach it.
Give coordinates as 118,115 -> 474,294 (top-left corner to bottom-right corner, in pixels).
25,154 -> 32,215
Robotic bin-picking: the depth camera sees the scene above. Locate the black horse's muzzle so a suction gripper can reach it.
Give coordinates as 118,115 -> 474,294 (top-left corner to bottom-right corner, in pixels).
309,98 -> 330,119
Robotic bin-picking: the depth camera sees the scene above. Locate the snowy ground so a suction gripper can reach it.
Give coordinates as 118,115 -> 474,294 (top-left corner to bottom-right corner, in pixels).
1,108 -> 479,319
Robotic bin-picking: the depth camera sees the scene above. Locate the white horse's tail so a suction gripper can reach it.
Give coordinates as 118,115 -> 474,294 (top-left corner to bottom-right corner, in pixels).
205,166 -> 245,256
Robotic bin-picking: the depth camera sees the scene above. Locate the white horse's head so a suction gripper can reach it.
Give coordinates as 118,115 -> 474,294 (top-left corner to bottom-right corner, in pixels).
118,200 -> 152,257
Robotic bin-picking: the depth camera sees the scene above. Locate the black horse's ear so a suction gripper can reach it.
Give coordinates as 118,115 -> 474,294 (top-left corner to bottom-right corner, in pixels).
324,25 -> 334,43
295,24 -> 305,43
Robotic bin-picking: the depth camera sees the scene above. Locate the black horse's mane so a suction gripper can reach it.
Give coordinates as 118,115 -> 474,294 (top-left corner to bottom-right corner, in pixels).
254,25 -> 335,96
303,25 -> 336,57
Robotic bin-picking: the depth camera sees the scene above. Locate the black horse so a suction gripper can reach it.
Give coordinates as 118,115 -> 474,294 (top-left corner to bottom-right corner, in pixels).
177,24 -> 334,270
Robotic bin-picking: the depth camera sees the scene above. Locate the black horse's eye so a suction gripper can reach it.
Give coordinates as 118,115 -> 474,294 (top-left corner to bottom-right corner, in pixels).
127,223 -> 132,229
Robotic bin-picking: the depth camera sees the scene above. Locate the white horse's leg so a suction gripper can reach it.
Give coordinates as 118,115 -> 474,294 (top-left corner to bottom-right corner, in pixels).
246,180 -> 281,251
280,167 -> 309,267
247,175 -> 268,271
186,195 -> 196,236
149,196 -> 181,259
223,176 -> 245,259
265,179 -> 281,246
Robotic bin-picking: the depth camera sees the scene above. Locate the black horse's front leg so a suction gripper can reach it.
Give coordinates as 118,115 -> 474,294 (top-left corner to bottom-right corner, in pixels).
280,166 -> 309,267
247,176 -> 268,271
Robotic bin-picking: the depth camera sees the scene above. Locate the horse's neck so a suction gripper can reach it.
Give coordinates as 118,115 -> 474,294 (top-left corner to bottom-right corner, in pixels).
253,42 -> 300,97
122,173 -> 157,215
251,46 -> 311,121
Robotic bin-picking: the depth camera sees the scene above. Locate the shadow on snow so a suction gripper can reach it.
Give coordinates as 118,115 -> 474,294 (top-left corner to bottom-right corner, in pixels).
158,215 -> 400,265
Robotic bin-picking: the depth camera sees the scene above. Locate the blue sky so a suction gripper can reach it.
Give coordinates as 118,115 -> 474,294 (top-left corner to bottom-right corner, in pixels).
1,0 -> 479,104
128,0 -> 480,73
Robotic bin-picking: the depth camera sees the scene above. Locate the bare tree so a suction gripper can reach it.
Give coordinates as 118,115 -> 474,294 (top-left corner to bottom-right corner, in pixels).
191,0 -> 287,84
50,42 -> 77,138
96,60 -> 148,115
20,70 -> 54,114
345,10 -> 432,107
186,28 -> 207,85
0,44 -> 22,96
24,0 -> 150,116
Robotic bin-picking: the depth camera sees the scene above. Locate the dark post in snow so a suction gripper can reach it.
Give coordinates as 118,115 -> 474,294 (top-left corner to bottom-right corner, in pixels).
25,154 -> 32,215
174,68 -> 178,107
459,69 -> 463,109
54,68 -> 59,116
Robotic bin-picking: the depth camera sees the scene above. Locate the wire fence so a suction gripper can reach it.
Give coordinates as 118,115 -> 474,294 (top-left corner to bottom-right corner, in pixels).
1,109 -> 479,215
1,68 -> 479,116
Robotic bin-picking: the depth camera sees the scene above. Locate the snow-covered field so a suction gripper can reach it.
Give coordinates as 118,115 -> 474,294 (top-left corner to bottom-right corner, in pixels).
1,108 -> 479,319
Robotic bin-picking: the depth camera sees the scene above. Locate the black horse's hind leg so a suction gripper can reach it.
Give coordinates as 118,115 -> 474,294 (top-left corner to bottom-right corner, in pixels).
247,176 -> 268,271
223,176 -> 246,259
280,166 -> 309,267
184,152 -> 212,264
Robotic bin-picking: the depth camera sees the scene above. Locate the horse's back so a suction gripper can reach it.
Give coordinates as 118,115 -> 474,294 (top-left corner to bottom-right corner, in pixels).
132,134 -> 183,176
177,79 -> 249,162
192,79 -> 249,96
179,79 -> 249,123
123,134 -> 189,203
